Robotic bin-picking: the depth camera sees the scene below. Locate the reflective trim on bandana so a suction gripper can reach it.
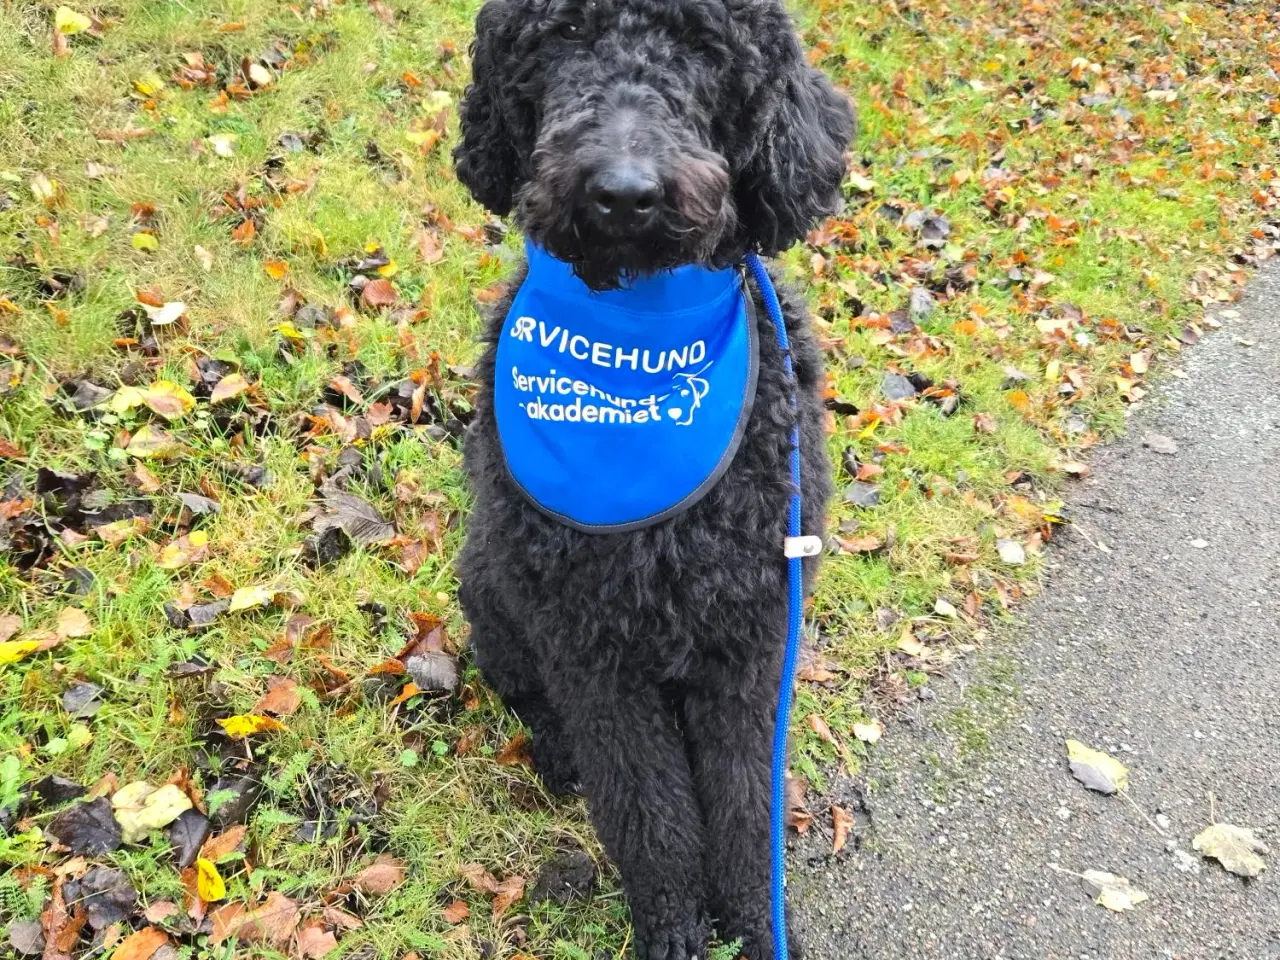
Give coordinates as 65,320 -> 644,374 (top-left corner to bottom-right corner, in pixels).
495,241 -> 759,533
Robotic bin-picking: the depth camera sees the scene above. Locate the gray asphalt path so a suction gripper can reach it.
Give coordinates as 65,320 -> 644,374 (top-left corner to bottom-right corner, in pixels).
791,261 -> 1280,959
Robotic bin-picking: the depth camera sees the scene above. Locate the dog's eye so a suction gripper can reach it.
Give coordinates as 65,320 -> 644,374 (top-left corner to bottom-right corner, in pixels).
557,20 -> 582,40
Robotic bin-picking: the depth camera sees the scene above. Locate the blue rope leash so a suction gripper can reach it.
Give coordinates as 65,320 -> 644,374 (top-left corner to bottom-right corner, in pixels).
744,251 -> 803,960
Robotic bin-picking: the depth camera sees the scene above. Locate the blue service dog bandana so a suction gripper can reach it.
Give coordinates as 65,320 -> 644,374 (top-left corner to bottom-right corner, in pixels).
495,242 -> 758,532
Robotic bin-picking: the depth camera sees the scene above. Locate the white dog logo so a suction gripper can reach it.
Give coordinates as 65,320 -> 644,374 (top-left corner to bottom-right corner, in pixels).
662,363 -> 712,426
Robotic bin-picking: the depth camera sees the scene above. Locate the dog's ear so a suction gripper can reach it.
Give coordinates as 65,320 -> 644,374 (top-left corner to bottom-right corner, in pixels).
454,0 -> 530,215
736,47 -> 855,255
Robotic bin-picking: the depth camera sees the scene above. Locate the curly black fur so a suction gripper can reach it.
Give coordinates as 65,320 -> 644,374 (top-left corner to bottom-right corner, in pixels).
453,1 -> 854,956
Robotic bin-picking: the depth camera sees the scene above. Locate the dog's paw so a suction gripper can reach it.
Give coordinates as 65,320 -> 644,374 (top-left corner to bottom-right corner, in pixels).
633,911 -> 709,960
720,903 -> 801,960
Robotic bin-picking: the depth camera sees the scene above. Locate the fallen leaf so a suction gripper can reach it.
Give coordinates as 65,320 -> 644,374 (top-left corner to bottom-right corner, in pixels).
853,721 -> 883,744
491,874 -> 525,919
1081,870 -> 1148,912
210,891 -> 300,945
132,232 -> 159,252
158,530 -> 210,570
199,824 -> 247,862
996,538 -> 1027,565
361,278 -> 398,308
0,635 -> 60,666
441,900 -> 469,924
54,6 -> 93,34
142,381 -> 196,419
194,245 -> 215,271
112,782 -> 194,844
353,855 -> 405,896
127,424 -> 183,459
227,584 -> 276,613
297,923 -> 339,958
54,605 -> 93,639
143,901 -> 178,924
196,858 -> 227,901
142,301 -> 186,327
807,713 -> 837,745
1143,433 -> 1178,455
832,804 -> 854,854
933,598 -> 958,619
169,809 -> 210,869
1192,823 -> 1269,877
209,134 -> 238,158
109,926 -> 169,960
217,715 -> 285,739
312,489 -> 394,544
231,219 -> 255,245
263,260 -> 289,280
47,797 -> 122,854
1066,740 -> 1129,795
253,677 -> 302,716
210,373 -> 251,404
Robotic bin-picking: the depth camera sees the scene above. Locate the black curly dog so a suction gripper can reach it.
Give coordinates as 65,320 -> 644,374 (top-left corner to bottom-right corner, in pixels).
453,0 -> 853,956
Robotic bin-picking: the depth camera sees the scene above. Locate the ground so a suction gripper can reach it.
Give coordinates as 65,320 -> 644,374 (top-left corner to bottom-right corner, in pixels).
1,0 -> 1278,957
791,259 -> 1280,958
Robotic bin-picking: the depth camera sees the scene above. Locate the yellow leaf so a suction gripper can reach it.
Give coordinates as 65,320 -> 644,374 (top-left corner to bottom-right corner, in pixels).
847,173 -> 877,192
197,858 -> 227,901
1193,823 -> 1269,877
217,714 -> 286,739
142,380 -> 196,420
272,322 -> 308,343
263,260 -> 289,280
111,782 -> 193,844
133,73 -> 165,97
132,232 -> 159,252
376,259 -> 398,278
228,584 -> 275,612
109,385 -> 147,414
127,424 -> 182,459
54,6 -> 92,34
1082,870 -> 1148,912
423,90 -> 452,114
1065,739 -> 1129,794
0,640 -> 43,666
31,173 -> 62,206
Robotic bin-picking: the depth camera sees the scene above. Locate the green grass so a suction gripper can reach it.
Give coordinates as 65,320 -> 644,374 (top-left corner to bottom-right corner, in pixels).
2,0 -> 1278,955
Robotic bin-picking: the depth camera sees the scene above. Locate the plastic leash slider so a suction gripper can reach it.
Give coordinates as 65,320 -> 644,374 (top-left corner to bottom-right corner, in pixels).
783,535 -> 822,558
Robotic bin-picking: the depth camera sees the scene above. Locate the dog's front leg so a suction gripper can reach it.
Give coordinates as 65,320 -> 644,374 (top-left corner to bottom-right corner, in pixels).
553,672 -> 710,960
683,673 -> 794,960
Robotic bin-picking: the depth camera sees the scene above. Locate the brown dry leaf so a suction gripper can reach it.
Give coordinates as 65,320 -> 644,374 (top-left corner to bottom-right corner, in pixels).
56,606 -> 93,638
131,462 -> 163,493
110,926 -> 170,960
458,862 -> 499,894
491,875 -> 525,920
199,825 -> 247,862
831,805 -> 854,854
143,901 -> 178,924
353,855 -> 406,896
361,278 -> 398,308
297,922 -> 339,958
231,219 -> 256,246
413,226 -> 444,265
209,891 -> 300,945
0,614 -> 22,644
321,906 -> 363,931
252,677 -> 302,716
441,900 -> 470,924
807,713 -> 837,745
496,731 -> 534,768
328,375 -> 364,405
785,774 -> 812,834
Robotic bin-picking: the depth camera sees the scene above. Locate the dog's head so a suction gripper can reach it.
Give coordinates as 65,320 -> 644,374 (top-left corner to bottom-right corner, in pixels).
454,0 -> 855,290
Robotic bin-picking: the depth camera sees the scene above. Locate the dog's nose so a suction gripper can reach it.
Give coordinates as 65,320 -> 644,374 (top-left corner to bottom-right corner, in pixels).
587,162 -> 662,228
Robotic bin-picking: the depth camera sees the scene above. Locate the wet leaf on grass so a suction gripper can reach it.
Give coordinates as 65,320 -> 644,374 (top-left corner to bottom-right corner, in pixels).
209,373 -> 251,404
880,372 -> 918,402
996,538 -> 1027,566
112,781 -> 193,843
311,488 -> 394,545
158,530 -> 209,570
1065,739 -> 1129,795
217,714 -> 286,739
128,424 -> 183,459
169,808 -> 211,869
196,858 -> 227,901
66,866 -> 136,931
352,854 -> 406,896
530,849 -> 596,906
31,775 -> 86,809
441,900 -> 470,924
458,863 -> 526,919
47,797 -> 122,854
1192,823 -> 1269,877
297,922 -> 339,958
108,926 -> 169,960
253,677 -> 302,716
210,891 -> 300,946
176,492 -> 220,515
56,605 -> 93,638
0,634 -> 62,666
1082,870 -> 1148,912
7,919 -> 43,955
404,653 -> 459,695
843,482 -> 881,508
61,680 -> 104,717
199,824 -> 248,862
